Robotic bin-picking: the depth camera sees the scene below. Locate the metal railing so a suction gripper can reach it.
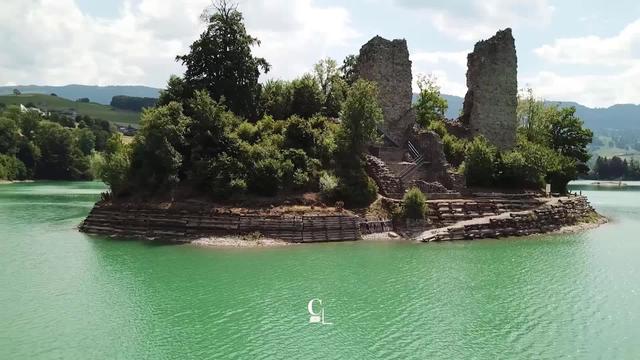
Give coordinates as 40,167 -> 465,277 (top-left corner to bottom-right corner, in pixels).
397,140 -> 425,180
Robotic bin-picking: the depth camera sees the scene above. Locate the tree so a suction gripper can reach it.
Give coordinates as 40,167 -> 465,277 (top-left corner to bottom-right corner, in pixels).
13,89 -> 21,96
110,96 -> 158,112
337,79 -> 383,156
340,54 -> 359,85
313,58 -> 339,98
415,74 -> 448,128
334,80 -> 383,208
464,136 -> 496,187
158,75 -> 192,108
547,107 -> 593,164
187,90 -> 241,194
177,0 -> 270,119
130,103 -> 191,189
96,134 -> 131,195
284,115 -> 315,154
291,74 -> 323,118
76,128 -> 96,155
259,79 -> 293,120
76,98 -> 90,103
323,76 -> 348,118
34,121 -> 90,180
0,117 -> 20,155
313,57 -> 348,118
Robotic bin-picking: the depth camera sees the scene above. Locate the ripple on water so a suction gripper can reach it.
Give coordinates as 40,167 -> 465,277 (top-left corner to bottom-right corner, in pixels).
2,183 -> 640,358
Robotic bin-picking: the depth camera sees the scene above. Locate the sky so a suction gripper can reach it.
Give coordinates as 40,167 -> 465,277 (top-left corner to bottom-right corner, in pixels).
1,0 -> 640,108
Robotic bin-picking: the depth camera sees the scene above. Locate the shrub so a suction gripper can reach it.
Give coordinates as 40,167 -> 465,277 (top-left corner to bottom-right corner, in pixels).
427,120 -> 448,138
236,122 -> 257,143
319,171 -> 338,199
292,169 -> 310,189
95,143 -> 131,195
248,158 -> 282,196
291,74 -> 323,118
336,174 -> 378,208
0,155 -> 27,181
442,134 -> 467,167
284,116 -> 315,153
496,139 -> 553,189
259,80 -> 293,120
464,136 -> 496,187
402,187 -> 427,219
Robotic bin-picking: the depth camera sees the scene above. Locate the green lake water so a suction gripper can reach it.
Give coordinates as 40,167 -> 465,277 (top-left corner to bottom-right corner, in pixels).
1,181 -> 640,359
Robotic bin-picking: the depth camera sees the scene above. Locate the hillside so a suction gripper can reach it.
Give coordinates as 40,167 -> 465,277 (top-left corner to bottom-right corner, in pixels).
0,85 -> 161,105
438,94 -> 640,130
0,94 -> 141,125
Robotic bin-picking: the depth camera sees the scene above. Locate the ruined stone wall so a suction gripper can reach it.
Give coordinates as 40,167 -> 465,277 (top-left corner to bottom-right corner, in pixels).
461,28 -> 518,150
357,36 -> 413,145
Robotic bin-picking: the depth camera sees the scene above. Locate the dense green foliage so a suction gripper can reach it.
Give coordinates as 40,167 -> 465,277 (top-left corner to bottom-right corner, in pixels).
464,136 -> 496,187
461,90 -> 593,193
176,1 -> 270,119
415,75 -> 448,128
110,96 -> 158,112
591,156 -> 640,180
257,58 -> 348,120
0,106 -> 115,181
402,187 -> 427,219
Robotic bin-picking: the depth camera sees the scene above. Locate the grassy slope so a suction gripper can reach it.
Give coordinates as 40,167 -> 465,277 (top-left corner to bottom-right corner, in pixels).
0,94 -> 140,125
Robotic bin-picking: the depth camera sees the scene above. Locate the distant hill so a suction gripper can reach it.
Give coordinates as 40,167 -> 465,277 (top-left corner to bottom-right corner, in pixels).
432,94 -> 640,130
0,85 -> 161,106
3,85 -> 639,130
0,93 -> 141,125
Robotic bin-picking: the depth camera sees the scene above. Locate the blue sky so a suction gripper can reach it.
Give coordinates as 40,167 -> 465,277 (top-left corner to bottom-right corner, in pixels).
2,0 -> 640,107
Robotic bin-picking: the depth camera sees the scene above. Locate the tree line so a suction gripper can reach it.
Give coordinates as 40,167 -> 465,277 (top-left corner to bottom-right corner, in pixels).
0,106 -> 116,181
591,156 -> 640,180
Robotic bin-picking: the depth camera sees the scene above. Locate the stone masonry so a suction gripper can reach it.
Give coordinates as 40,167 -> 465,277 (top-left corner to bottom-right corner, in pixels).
357,36 -> 414,145
461,28 -> 518,150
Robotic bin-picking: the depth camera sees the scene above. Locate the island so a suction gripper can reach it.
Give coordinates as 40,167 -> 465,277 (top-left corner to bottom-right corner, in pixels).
79,2 -> 604,245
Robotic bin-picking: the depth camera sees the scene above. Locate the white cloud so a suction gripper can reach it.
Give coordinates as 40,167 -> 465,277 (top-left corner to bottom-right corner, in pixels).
523,66 -> 640,107
243,0 -> 359,81
411,51 -> 467,68
0,0 -> 358,87
534,19 -> 640,66
396,0 -> 554,41
410,50 -> 467,96
530,18 -> 640,107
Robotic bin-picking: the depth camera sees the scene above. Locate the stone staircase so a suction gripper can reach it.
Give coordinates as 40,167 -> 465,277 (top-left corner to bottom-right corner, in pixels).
427,198 -> 544,226
365,155 -> 405,199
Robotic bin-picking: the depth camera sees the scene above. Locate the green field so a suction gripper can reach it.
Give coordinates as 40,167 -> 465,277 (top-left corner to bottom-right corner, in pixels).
0,94 -> 141,125
588,133 -> 640,166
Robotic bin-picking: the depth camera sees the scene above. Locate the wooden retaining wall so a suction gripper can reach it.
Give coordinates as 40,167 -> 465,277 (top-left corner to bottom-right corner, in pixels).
80,205 -> 377,243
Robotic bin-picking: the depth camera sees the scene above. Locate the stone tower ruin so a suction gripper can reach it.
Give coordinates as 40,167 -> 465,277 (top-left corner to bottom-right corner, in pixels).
461,28 -> 518,150
356,36 -> 414,145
